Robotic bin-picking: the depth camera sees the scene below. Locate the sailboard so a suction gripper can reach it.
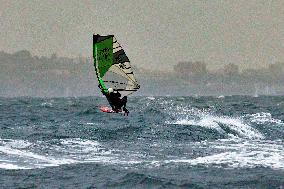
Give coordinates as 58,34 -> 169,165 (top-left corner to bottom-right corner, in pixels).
99,106 -> 122,113
93,34 -> 140,113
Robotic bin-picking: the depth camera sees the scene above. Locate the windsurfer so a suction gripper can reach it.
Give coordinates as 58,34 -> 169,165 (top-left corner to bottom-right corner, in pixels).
94,34 -> 139,114
99,85 -> 129,114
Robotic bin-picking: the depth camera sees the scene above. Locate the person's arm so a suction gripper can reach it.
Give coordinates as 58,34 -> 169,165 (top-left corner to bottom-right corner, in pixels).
117,92 -> 121,98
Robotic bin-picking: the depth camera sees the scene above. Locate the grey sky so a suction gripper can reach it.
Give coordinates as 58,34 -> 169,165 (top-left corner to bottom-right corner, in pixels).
1,0 -> 284,70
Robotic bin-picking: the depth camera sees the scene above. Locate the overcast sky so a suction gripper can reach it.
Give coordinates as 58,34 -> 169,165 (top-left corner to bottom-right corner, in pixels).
1,0 -> 284,70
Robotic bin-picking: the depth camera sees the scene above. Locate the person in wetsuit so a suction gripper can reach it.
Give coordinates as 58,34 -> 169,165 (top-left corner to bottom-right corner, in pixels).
100,86 -> 129,114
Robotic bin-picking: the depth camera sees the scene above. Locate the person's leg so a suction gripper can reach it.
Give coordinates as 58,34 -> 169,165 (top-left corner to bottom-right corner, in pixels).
120,96 -> 129,114
121,96 -> 127,107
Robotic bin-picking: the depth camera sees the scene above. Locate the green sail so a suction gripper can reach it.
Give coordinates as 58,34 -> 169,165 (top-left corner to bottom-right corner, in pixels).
93,36 -> 113,78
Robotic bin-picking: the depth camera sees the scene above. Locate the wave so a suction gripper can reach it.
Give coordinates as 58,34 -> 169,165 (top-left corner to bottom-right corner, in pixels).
78,108 -> 98,115
146,96 -> 155,100
165,105 -> 264,139
1,97 -> 284,173
40,102 -> 53,108
163,138 -> 284,170
0,139 -> 77,169
0,138 -> 142,170
168,115 -> 264,139
246,112 -> 284,125
0,138 -> 102,169
104,172 -> 201,189
1,137 -> 284,170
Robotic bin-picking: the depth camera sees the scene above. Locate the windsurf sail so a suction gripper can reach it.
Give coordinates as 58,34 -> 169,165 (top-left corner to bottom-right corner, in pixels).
93,34 -> 140,96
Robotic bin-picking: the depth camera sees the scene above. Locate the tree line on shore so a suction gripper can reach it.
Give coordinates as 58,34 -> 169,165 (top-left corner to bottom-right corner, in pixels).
1,50 -> 284,96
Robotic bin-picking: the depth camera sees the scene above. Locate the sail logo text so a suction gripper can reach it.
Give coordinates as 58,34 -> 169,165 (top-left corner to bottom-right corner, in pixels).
98,48 -> 112,62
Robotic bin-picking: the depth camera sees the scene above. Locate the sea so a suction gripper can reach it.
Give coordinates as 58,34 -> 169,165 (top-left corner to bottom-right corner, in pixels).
0,96 -> 284,188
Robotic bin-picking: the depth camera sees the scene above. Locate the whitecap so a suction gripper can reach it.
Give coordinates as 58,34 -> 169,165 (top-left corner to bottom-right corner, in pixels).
248,112 -> 284,125
146,97 -> 155,100
163,139 -> 284,170
166,112 -> 264,139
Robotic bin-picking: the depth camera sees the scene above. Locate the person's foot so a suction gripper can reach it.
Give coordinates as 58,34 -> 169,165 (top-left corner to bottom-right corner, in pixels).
123,107 -> 129,115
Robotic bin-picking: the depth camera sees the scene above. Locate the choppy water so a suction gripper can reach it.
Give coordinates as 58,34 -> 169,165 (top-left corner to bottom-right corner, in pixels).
0,96 -> 284,188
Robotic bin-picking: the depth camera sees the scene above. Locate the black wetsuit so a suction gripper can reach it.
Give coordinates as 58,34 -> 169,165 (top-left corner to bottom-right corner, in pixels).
107,92 -> 128,113
98,85 -> 129,113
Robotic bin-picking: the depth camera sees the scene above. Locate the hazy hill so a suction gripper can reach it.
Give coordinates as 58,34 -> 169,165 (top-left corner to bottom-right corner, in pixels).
1,50 -> 284,97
